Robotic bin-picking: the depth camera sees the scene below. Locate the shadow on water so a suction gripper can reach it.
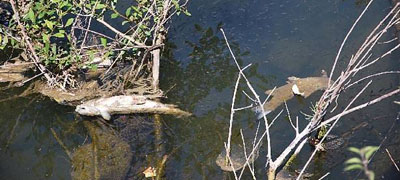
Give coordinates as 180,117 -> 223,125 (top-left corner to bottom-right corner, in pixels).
0,0 -> 400,179
0,91 -> 84,179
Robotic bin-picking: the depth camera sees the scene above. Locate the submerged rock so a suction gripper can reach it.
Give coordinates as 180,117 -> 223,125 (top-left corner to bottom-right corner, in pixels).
71,121 -> 132,180
215,143 -> 260,172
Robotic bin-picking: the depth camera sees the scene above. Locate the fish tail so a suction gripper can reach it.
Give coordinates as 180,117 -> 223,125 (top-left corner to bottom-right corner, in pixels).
253,106 -> 271,119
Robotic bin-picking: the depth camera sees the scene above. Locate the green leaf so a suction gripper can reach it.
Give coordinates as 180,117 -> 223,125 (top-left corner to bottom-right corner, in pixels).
85,3 -> 92,9
2,35 -> 8,45
364,146 -> 379,160
47,10 -> 56,16
344,164 -> 363,171
111,13 -> 119,19
95,3 -> 106,10
125,7 -> 131,17
44,42 -> 50,54
28,9 -> 36,23
59,1 -> 69,9
45,20 -> 54,29
53,32 -> 65,38
51,44 -> 57,54
122,20 -> 129,25
89,64 -> 98,71
348,147 -> 361,154
11,38 -> 16,46
368,171 -> 375,180
65,18 -> 74,27
345,157 -> 362,164
38,12 -> 46,19
100,37 -> 107,47
132,6 -> 139,12
172,0 -> 179,9
145,30 -> 151,36
183,10 -> 191,16
42,33 -> 49,43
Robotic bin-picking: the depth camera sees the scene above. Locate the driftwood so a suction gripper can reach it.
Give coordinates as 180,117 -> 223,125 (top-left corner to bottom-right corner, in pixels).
0,53 -> 33,83
35,80 -> 100,105
75,95 -> 192,120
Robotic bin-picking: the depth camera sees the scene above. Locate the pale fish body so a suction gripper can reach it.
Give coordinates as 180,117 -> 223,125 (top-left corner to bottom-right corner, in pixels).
255,75 -> 329,119
75,95 -> 192,120
75,95 -> 147,120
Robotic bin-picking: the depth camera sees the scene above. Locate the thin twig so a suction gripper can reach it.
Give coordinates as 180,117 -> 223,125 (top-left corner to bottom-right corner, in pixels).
329,0 -> 374,85
318,172 -> 330,180
239,129 -> 257,179
297,81 -> 373,179
355,112 -> 400,178
225,71 -> 242,172
385,148 -> 400,172
315,88 -> 400,131
50,128 -> 72,159
345,71 -> 400,89
9,0 -> 60,89
220,28 -> 273,164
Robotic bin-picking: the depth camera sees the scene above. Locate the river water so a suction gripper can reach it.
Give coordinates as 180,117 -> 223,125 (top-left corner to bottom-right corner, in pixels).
1,0 -> 400,179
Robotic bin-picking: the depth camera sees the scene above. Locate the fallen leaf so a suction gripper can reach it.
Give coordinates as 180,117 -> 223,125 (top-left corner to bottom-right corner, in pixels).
143,167 -> 157,178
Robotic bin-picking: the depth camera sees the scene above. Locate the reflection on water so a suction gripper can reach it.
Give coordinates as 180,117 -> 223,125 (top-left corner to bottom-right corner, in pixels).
0,92 -> 82,179
1,0 -> 400,179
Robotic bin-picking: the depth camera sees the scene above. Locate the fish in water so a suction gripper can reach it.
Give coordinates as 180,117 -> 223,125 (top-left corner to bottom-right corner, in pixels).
254,71 -> 329,119
76,95 -> 147,120
75,95 -> 192,120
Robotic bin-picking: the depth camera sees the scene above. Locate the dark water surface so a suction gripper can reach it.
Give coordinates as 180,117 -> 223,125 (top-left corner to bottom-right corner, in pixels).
1,0 -> 400,179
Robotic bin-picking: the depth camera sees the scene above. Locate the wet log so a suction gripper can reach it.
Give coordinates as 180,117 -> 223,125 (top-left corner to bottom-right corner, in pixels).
0,55 -> 33,82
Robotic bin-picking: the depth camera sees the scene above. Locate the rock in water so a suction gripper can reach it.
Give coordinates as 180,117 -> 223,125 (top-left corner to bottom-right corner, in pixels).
215,143 -> 260,171
71,121 -> 132,180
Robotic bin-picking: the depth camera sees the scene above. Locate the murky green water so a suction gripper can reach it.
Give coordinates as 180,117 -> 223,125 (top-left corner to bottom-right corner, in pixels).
1,0 -> 400,179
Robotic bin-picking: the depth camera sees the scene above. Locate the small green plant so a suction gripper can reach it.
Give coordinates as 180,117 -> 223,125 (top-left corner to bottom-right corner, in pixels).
345,146 -> 379,180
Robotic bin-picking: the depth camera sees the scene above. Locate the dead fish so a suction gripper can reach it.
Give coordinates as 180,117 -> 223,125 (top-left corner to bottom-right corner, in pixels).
75,95 -> 191,120
254,71 -> 329,119
76,95 -> 147,120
